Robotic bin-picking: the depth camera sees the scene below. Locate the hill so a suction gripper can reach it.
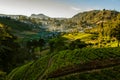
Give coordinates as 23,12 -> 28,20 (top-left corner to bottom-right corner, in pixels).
41,9 -> 120,32
0,17 -> 33,32
72,9 -> 119,25
0,16 -> 44,41
1,9 -> 120,80
1,10 -> 119,32
6,47 -> 120,80
30,14 -> 50,19
73,10 -> 119,20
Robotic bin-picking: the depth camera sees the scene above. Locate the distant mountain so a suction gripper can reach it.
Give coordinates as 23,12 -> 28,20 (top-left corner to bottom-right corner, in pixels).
72,9 -> 119,24
30,14 -> 50,19
0,14 -> 5,16
0,14 -> 28,20
0,9 -> 120,33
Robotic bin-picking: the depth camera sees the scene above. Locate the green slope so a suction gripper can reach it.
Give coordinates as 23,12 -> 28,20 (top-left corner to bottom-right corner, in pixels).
0,17 -> 33,32
72,10 -> 119,24
6,47 -> 120,80
6,55 -> 50,80
48,65 -> 120,80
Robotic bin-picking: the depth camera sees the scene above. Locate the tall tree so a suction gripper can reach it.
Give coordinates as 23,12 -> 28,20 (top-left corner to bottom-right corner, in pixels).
69,39 -> 87,50
0,24 -> 20,72
110,23 -> 120,47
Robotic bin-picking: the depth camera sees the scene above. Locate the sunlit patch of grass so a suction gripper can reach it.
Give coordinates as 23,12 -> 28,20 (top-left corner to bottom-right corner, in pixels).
63,33 -> 93,41
63,33 -> 120,48
110,41 -> 119,47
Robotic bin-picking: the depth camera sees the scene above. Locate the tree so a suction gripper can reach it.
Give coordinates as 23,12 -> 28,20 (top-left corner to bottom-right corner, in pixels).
0,25 -> 21,72
110,23 -> 120,47
26,38 -> 45,59
49,37 -> 67,52
38,38 -> 45,52
69,39 -> 87,50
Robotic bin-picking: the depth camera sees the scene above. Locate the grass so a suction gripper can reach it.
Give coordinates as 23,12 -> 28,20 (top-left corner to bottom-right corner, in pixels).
46,47 -> 120,77
6,47 -> 120,80
0,71 -> 6,80
6,54 -> 50,80
47,65 -> 120,80
63,33 -> 93,41
6,62 -> 33,80
63,32 -> 120,48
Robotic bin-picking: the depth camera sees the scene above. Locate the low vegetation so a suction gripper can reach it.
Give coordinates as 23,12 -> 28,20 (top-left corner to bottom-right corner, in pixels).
6,55 -> 49,80
0,9 -> 120,80
6,47 -> 120,80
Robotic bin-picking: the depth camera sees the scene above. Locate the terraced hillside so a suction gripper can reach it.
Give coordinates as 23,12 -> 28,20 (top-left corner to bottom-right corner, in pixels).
0,17 -> 33,32
6,47 -> 120,80
2,9 -> 120,80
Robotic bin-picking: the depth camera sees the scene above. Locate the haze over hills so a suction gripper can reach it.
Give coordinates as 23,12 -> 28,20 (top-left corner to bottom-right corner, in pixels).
0,9 -> 120,32
30,14 -> 50,19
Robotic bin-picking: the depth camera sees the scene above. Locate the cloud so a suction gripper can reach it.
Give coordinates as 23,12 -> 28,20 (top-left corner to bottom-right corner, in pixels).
71,6 -> 102,13
71,6 -> 81,11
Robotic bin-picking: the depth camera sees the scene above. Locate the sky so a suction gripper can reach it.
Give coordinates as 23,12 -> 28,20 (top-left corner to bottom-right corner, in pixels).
0,0 -> 120,18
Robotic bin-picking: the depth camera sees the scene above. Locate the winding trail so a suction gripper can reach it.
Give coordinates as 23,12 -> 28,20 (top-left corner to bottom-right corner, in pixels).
37,53 -> 120,80
38,54 -> 53,80
47,58 -> 120,78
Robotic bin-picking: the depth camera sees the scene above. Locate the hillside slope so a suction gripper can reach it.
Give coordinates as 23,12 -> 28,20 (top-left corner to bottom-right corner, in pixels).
72,10 -> 119,23
1,10 -> 119,32
6,47 -> 120,80
30,14 -> 50,19
0,17 -> 34,32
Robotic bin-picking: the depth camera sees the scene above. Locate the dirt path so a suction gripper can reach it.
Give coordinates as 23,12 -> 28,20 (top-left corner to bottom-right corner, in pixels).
47,58 -> 120,78
38,55 -> 53,80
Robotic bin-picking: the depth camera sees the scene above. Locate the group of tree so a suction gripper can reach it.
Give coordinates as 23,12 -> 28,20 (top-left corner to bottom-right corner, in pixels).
0,17 -> 33,32
26,38 -> 45,59
0,24 -> 41,74
48,37 -> 87,52
110,23 -> 120,47
0,24 -> 20,72
84,10 -> 120,47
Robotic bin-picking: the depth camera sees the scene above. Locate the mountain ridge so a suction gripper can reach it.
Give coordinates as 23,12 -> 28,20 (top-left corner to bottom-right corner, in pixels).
30,14 -> 50,19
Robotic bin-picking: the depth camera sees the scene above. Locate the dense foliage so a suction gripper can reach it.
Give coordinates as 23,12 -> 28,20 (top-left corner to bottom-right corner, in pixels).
46,47 -> 120,76
6,47 -> 120,80
6,55 -> 50,80
1,9 -> 120,80
0,17 -> 33,32
48,65 -> 120,80
0,24 -> 20,72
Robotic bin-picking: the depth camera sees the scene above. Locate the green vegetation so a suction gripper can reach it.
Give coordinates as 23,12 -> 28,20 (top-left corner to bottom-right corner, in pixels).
48,65 -> 120,80
72,10 -> 119,27
6,55 -> 49,80
0,71 -> 6,80
63,33 -> 93,41
6,62 -> 33,80
46,47 -> 120,77
0,17 -> 33,32
0,23 -> 38,79
0,24 -> 21,72
5,47 -> 120,80
110,23 -> 120,47
48,37 -> 67,52
1,9 -> 120,80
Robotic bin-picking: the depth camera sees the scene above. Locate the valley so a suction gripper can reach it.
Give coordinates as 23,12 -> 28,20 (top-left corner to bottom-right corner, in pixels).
0,9 -> 120,80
